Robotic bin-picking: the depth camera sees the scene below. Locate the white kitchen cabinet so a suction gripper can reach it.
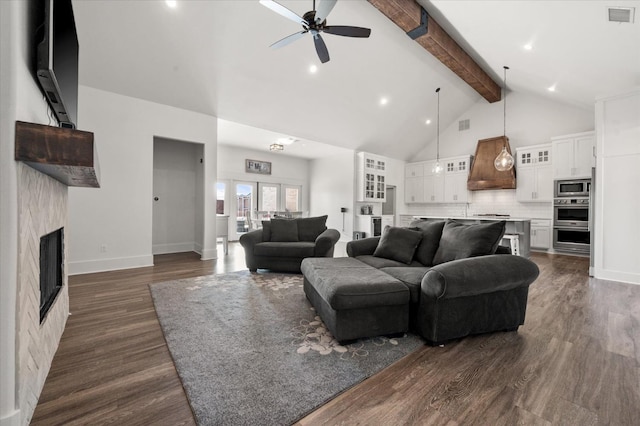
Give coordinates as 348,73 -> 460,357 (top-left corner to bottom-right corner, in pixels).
357,152 -> 386,202
424,161 -> 444,203
443,156 -> 471,203
552,131 -> 595,179
405,156 -> 469,204
530,219 -> 551,250
516,144 -> 553,202
404,162 -> 425,203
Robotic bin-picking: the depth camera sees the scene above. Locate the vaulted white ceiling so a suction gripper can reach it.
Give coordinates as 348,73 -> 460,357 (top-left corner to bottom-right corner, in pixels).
73,0 -> 640,161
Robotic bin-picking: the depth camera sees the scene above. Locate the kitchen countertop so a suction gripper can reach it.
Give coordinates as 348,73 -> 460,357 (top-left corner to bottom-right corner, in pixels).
413,215 -> 531,222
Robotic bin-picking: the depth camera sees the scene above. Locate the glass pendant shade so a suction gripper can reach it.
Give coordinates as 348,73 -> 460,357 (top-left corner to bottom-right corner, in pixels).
494,65 -> 514,172
432,161 -> 443,175
494,146 -> 515,171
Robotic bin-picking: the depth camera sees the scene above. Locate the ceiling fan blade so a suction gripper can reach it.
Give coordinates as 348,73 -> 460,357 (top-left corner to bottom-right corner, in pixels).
323,26 -> 371,38
259,0 -> 308,26
312,31 -> 330,63
315,0 -> 337,24
269,31 -> 308,49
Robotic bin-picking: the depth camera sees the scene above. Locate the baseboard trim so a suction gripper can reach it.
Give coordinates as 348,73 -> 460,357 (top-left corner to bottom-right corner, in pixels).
68,255 -> 153,276
593,268 -> 640,285
152,242 -> 196,255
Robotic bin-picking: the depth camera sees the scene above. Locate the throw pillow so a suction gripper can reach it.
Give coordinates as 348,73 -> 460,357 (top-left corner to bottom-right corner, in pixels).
409,220 -> 446,266
261,221 -> 271,241
297,215 -> 328,241
270,219 -> 299,242
373,226 -> 423,265
432,219 -> 506,265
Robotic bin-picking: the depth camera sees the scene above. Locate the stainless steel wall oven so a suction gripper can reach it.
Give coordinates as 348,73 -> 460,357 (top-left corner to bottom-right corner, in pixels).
553,179 -> 591,255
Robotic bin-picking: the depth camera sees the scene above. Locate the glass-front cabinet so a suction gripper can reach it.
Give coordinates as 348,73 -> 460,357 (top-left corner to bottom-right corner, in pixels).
357,152 -> 386,202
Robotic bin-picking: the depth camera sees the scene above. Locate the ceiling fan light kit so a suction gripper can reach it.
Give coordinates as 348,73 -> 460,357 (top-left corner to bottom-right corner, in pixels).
260,0 -> 371,64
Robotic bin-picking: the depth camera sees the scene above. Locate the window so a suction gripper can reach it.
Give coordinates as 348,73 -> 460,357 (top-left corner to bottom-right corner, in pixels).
259,183 -> 280,211
283,185 -> 300,212
216,182 -> 226,215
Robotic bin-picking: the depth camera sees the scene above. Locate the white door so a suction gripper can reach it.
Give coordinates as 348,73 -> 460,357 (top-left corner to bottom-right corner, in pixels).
152,138 -> 201,255
233,182 -> 256,240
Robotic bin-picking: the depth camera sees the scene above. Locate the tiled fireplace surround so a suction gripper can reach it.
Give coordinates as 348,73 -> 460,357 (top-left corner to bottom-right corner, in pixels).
16,162 -> 69,424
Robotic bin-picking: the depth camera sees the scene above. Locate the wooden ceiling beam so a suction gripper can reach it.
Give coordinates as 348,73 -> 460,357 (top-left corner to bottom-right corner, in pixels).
368,0 -> 502,103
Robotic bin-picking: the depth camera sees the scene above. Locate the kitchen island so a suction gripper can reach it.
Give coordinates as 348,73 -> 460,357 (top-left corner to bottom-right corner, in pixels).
412,215 -> 531,258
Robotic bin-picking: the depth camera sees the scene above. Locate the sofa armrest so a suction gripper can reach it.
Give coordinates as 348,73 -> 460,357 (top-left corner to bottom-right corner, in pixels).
346,237 -> 380,257
314,228 -> 341,256
421,254 -> 539,299
239,229 -> 264,249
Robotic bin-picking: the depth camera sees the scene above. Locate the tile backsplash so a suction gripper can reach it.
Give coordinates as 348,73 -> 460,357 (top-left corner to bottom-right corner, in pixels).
403,189 -> 552,220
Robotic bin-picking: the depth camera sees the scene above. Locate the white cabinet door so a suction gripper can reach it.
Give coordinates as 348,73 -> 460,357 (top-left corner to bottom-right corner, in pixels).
531,226 -> 551,249
516,167 -> 537,201
405,162 -> 424,178
517,165 -> 554,202
444,173 -> 468,203
574,135 -> 595,177
424,173 -> 444,203
552,132 -> 594,179
536,165 -> 554,201
405,176 -> 424,203
553,139 -> 575,178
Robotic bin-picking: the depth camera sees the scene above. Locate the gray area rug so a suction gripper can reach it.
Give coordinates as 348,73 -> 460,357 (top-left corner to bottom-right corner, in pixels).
150,271 -> 423,426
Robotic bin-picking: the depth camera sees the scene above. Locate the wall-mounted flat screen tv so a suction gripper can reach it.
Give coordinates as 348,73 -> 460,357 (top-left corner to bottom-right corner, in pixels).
37,0 -> 79,128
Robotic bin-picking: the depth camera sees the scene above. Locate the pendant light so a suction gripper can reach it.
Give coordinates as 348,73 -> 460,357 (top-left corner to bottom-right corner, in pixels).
494,66 -> 515,171
432,87 -> 443,175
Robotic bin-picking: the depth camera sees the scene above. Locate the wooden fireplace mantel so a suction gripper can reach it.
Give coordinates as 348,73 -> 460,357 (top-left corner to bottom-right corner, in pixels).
15,121 -> 100,188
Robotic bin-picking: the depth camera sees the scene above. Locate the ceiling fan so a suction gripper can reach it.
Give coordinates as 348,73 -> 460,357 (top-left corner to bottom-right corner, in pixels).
260,0 -> 371,64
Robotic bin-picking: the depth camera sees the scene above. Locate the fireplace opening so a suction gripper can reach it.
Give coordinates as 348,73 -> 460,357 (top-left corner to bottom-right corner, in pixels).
40,227 -> 64,323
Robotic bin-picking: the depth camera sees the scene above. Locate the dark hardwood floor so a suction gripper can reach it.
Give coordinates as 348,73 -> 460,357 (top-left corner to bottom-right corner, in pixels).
32,245 -> 640,425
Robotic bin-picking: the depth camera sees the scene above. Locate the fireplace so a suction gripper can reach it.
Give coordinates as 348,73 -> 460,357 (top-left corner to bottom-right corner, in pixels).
40,227 -> 64,323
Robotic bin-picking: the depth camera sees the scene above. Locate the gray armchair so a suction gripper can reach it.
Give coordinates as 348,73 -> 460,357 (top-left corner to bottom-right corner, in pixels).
239,215 -> 340,273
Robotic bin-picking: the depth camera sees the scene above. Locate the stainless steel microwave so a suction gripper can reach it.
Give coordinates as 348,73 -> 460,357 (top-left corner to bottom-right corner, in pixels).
554,179 -> 591,198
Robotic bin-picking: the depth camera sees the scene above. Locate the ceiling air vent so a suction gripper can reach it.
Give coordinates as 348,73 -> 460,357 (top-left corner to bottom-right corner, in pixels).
458,119 -> 470,131
608,7 -> 635,23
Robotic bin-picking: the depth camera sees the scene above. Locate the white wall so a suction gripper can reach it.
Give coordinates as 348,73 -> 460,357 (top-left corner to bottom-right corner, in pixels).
217,144 -> 311,239
309,149 -> 356,241
1,1 -> 67,423
594,88 -> 640,284
68,86 -> 218,275
152,138 -> 203,255
413,91 -> 594,161
217,144 -> 310,189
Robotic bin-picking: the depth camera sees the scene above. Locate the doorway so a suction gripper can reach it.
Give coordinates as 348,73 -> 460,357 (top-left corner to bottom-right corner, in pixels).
152,138 -> 204,255
233,181 -> 257,240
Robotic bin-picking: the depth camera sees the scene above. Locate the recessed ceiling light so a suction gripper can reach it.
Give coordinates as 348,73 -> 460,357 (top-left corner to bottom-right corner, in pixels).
523,43 -> 533,51
425,119 -> 432,125
379,97 -> 388,106
166,0 -> 177,8
309,65 -> 318,74
277,137 -> 297,145
548,85 -> 556,92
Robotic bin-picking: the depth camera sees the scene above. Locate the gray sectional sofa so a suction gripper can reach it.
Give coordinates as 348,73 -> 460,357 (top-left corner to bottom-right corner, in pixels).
239,215 -> 340,273
301,219 -> 540,345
